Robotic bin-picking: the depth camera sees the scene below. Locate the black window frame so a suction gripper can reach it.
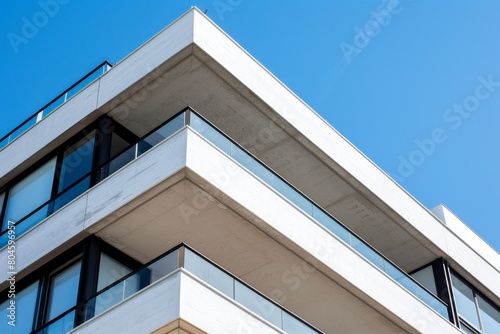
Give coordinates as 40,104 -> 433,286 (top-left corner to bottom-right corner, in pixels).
0,115 -> 139,236
0,236 -> 142,333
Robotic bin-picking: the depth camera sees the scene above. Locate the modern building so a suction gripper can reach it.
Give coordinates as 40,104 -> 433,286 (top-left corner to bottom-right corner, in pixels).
1,7 -> 499,334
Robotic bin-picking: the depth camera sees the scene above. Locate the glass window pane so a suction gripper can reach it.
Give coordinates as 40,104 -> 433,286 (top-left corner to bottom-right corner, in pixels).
110,132 -> 132,159
58,131 -> 95,193
0,280 -> 39,334
97,254 -> 133,291
46,261 -> 82,322
147,249 -> 179,282
283,311 -> 316,334
53,176 -> 91,211
411,265 -> 437,296
3,158 -> 56,229
190,113 -> 231,155
234,281 -> 282,328
460,321 -> 478,334
451,274 -> 481,329
478,296 -> 500,334
94,275 -> 140,316
0,192 -> 5,227
184,249 -> 234,298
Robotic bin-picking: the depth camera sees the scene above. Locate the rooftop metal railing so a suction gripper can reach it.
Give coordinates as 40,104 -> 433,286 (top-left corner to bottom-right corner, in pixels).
0,62 -> 112,151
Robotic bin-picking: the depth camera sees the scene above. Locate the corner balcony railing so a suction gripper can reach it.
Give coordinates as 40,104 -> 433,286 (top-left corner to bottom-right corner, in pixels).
3,107 -> 450,323
34,244 -> 321,334
0,62 -> 111,151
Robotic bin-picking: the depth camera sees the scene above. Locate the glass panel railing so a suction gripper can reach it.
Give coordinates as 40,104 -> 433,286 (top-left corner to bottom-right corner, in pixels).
0,110 -> 185,248
0,62 -> 111,151
188,111 -> 449,320
183,247 -> 320,334
35,245 -> 319,334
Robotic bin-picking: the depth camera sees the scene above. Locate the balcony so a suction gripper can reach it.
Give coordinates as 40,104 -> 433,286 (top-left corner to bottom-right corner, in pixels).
2,107 -> 450,326
0,62 -> 111,151
35,244 -> 320,334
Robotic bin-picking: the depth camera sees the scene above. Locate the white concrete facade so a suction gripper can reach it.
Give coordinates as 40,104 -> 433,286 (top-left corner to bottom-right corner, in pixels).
0,6 -> 498,334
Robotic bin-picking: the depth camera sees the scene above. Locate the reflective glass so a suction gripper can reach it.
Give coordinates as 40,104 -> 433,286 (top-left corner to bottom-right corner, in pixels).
184,249 -> 234,298
57,131 -> 95,193
107,146 -> 136,175
147,249 -> 179,282
283,311 -> 317,334
478,296 -> 500,333
110,132 -> 132,159
42,95 -> 66,117
452,274 -> 481,329
273,177 -> 313,215
46,261 -> 82,322
97,254 -> 132,291
53,176 -> 91,211
190,114 -> 231,155
311,206 -> 350,243
234,280 -> 282,328
94,274 -> 139,316
3,158 -> 56,230
460,321 -> 478,334
231,144 -> 274,184
411,265 -> 437,296
0,192 -> 5,227
0,280 -> 39,334
41,311 -> 75,334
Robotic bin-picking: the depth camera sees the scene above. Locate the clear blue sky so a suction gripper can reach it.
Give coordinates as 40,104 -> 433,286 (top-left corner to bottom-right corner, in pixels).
1,1 -> 499,252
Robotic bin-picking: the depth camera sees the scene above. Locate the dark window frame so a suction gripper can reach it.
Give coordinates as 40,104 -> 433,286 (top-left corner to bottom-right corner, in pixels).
0,236 -> 141,333
450,268 -> 500,334
0,115 -> 138,235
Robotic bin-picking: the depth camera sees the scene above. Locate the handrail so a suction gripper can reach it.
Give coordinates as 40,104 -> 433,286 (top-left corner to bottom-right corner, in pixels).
0,61 -> 112,150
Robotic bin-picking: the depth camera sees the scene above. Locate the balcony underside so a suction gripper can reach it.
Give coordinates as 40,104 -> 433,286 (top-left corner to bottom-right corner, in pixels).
100,47 -> 436,275
1,128 -> 459,333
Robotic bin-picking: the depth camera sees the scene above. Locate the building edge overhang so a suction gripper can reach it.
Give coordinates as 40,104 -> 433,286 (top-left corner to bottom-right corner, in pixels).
0,128 -> 461,334
0,6 -> 497,302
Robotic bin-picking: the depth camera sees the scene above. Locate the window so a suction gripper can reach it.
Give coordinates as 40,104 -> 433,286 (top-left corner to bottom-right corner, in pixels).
54,131 -> 96,211
477,296 -> 500,333
0,281 -> 39,334
451,272 -> 500,333
0,116 -> 139,246
46,260 -> 82,323
0,237 -> 143,333
411,265 -> 437,296
2,158 -> 56,232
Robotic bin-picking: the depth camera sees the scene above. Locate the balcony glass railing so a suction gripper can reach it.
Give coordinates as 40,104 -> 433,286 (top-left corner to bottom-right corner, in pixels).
4,106 -> 449,322
0,112 -> 185,248
187,110 -> 450,320
0,62 -> 111,151
35,244 -> 321,334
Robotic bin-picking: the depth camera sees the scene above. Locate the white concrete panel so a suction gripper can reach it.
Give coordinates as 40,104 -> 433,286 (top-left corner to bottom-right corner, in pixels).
184,129 -> 460,334
189,8 -> 499,297
179,272 -> 283,334
432,204 -> 500,271
0,80 -> 100,184
0,194 -> 87,284
84,129 -> 188,228
71,272 -> 181,334
96,10 -> 195,110
0,129 -> 189,288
